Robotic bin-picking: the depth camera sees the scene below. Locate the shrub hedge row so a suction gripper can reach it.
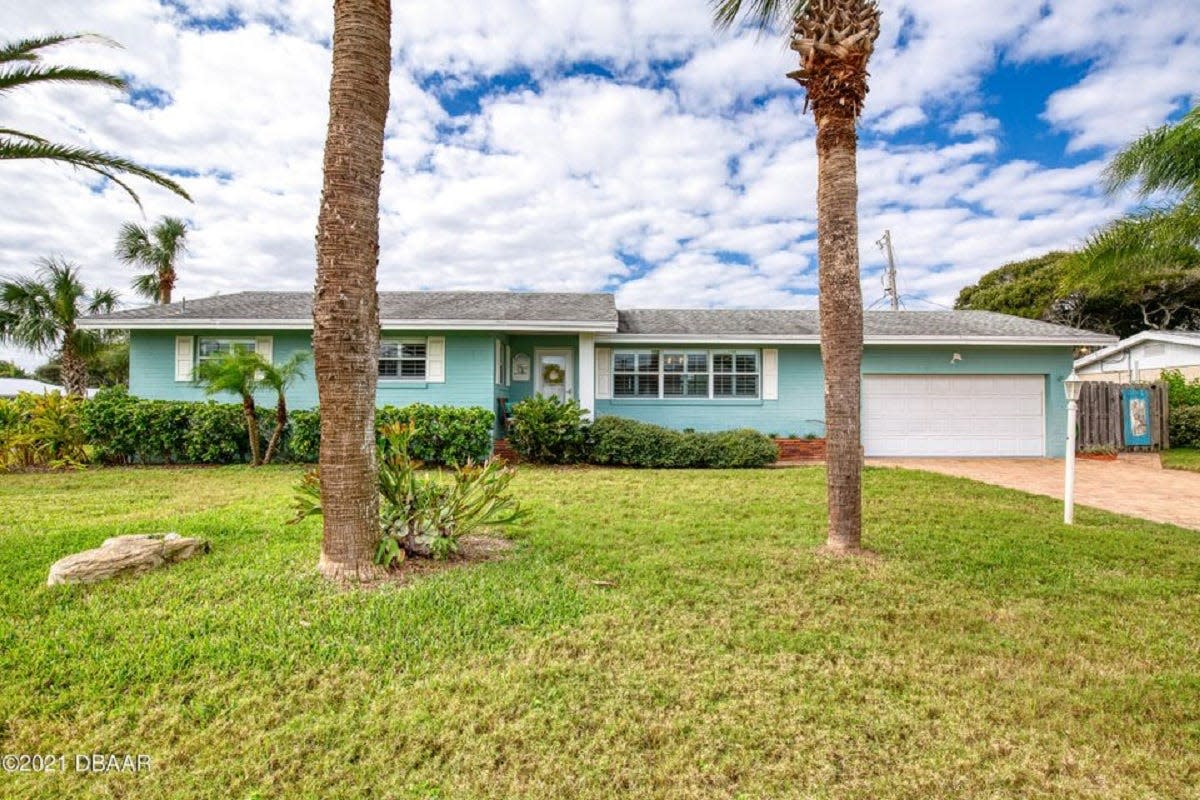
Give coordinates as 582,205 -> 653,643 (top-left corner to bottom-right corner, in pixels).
75,388 -> 495,466
506,396 -> 779,468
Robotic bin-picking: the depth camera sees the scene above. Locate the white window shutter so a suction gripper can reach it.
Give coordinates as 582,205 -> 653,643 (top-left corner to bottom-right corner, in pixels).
505,344 -> 512,387
174,336 -> 194,382
255,336 -> 274,365
426,336 -> 446,383
494,340 -> 503,384
762,348 -> 779,400
595,347 -> 612,399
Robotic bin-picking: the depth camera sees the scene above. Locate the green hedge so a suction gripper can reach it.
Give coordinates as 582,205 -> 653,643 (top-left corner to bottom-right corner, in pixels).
288,403 -> 493,465
588,416 -> 778,468
1170,405 -> 1200,448
82,387 -> 262,464
1162,369 -> 1200,409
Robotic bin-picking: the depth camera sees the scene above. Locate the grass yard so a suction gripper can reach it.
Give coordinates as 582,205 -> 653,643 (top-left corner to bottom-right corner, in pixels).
1162,447 -> 1200,473
1,465 -> 1199,799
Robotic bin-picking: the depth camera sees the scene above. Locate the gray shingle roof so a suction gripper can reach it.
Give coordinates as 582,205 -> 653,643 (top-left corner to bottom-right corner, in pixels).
617,308 -> 1114,342
83,291 -> 619,326
79,290 -> 1115,343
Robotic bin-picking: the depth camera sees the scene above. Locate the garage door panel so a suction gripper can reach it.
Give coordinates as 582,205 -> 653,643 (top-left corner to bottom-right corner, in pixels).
863,374 -> 1045,457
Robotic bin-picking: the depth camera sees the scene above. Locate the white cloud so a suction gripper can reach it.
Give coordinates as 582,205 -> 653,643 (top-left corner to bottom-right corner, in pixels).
2,0 -> 1198,370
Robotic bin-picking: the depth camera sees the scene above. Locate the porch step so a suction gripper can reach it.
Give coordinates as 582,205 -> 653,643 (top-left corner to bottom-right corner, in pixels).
493,438 -> 519,463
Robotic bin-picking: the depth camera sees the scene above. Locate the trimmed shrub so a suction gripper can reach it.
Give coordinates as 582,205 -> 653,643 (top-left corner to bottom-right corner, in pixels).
284,404 -> 493,466
1162,369 -> 1200,409
1170,405 -> 1200,448
507,395 -> 591,464
589,416 -> 778,468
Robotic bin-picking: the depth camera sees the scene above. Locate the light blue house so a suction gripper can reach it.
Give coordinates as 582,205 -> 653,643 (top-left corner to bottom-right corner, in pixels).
79,291 -> 1115,457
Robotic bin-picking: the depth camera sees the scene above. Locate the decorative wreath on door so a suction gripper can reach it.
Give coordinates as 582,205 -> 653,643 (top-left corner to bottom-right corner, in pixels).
541,363 -> 565,386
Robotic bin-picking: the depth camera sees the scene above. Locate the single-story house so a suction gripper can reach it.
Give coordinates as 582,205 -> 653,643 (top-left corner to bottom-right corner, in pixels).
1074,330 -> 1200,383
78,291 -> 1115,457
0,377 -> 66,398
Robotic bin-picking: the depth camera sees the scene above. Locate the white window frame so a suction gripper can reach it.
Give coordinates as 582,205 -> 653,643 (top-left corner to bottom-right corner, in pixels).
196,336 -> 257,365
379,337 -> 428,382
611,348 -> 761,400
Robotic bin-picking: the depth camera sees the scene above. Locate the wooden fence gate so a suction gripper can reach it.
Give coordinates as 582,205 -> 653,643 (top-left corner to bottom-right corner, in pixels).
1077,381 -> 1169,451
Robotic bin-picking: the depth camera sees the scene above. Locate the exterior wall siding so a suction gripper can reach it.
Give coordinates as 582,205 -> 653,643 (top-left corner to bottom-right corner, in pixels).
129,329 -> 496,413
130,330 -> 1076,456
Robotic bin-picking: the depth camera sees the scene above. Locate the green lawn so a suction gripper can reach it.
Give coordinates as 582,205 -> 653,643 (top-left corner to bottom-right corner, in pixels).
1162,447 -> 1200,473
1,465 -> 1198,799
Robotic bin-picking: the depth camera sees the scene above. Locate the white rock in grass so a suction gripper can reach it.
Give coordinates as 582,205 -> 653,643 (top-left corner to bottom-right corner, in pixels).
47,533 -> 209,586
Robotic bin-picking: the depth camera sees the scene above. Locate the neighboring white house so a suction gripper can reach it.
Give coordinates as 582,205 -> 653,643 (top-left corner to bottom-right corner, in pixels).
0,377 -> 65,398
1074,330 -> 1200,382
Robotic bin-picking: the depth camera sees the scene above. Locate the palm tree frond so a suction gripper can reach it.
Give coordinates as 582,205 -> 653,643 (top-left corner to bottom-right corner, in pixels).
1104,105 -> 1200,198
0,137 -> 192,202
711,0 -> 806,32
0,128 -> 47,143
0,33 -> 120,64
88,288 -> 119,315
0,64 -> 125,94
129,271 -> 161,302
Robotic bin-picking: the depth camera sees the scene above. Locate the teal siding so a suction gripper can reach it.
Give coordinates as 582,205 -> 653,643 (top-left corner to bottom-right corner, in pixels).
129,330 -> 496,413
594,346 -> 824,437
594,344 -> 1076,456
130,330 -> 1076,456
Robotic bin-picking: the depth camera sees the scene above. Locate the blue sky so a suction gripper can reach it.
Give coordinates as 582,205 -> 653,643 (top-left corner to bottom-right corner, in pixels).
3,0 -> 1199,368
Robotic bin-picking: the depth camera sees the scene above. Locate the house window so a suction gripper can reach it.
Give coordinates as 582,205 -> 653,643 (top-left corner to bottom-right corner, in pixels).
612,349 -> 759,399
713,351 -> 759,398
379,339 -> 427,380
613,351 -> 659,397
197,337 -> 256,363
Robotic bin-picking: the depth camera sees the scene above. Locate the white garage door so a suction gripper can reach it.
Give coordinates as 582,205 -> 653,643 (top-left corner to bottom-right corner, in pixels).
863,374 -> 1045,457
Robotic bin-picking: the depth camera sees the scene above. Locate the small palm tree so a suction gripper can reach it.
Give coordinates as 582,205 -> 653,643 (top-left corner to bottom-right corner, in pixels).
0,257 -> 117,396
713,0 -> 881,553
1067,105 -> 1200,289
260,352 -> 311,465
0,33 -> 190,207
195,349 -> 265,466
115,216 -> 189,304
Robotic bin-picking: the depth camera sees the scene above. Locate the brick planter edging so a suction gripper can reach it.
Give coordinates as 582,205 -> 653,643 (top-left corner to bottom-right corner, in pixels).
774,437 -> 826,463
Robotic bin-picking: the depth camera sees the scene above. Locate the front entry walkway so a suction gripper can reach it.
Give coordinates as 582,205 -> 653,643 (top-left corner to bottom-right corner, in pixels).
868,454 -> 1200,531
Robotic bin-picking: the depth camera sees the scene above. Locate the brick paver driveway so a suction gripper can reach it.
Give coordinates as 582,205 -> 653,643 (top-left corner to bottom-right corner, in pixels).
868,454 -> 1200,531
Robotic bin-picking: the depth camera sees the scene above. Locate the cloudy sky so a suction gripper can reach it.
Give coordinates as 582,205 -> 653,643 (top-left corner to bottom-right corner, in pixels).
3,0 -> 1199,368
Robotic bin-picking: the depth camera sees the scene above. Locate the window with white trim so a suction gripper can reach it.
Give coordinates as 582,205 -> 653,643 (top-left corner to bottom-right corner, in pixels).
379,339 -> 427,380
197,337 -> 257,363
612,349 -> 759,399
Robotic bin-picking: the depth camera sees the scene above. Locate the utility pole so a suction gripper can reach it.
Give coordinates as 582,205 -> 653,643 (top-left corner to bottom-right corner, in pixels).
876,229 -> 900,311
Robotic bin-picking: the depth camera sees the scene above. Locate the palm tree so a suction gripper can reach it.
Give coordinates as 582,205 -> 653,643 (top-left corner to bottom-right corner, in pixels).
259,351 -> 311,465
0,33 -> 190,207
0,257 -> 117,396
195,349 -> 265,466
1066,105 -> 1200,290
311,0 -> 392,582
713,0 -> 881,553
115,216 -> 189,304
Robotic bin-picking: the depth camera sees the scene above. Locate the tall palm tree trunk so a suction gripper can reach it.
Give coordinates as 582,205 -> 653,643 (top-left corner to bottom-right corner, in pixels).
312,0 -> 391,582
59,339 -> 88,397
815,112 -> 863,551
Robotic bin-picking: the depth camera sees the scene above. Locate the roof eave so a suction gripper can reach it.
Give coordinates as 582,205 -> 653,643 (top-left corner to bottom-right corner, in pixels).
599,333 -> 1116,346
77,317 -> 620,332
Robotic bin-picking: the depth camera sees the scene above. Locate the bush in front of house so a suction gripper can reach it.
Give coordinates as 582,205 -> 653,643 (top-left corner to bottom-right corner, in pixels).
507,395 -> 591,464
0,391 -> 89,470
1170,405 -> 1200,448
1162,369 -> 1200,409
588,416 -> 778,468
82,386 -> 260,464
286,404 -> 493,466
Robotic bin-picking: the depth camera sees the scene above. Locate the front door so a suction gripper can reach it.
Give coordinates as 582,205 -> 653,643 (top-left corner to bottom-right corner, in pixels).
534,349 -> 574,402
